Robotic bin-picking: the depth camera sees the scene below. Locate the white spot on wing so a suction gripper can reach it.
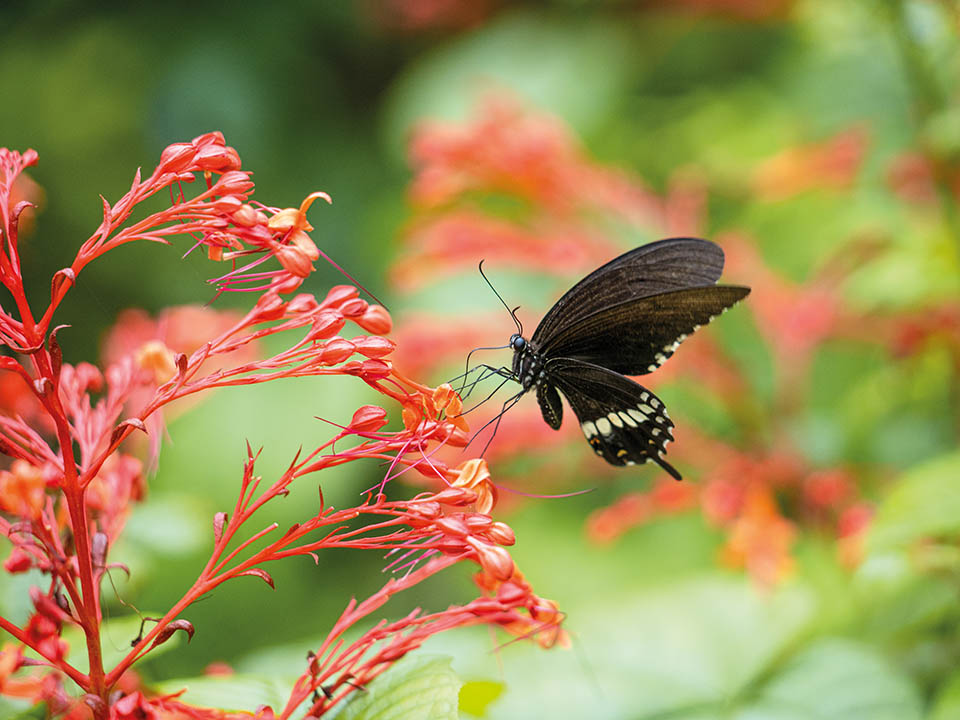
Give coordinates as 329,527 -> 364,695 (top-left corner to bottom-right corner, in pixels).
582,421 -> 597,438
619,411 -> 637,428
596,417 -> 613,436
608,412 -> 624,429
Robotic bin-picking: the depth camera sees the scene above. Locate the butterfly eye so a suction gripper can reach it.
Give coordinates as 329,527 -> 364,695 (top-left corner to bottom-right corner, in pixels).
510,335 -> 526,351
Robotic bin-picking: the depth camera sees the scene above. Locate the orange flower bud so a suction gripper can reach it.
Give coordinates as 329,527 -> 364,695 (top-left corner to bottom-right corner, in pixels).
231,203 -> 263,228
487,521 -> 515,546
467,537 -> 514,581
340,298 -> 368,317
286,294 -> 319,314
352,335 -> 395,359
289,230 -> 320,261
349,405 -> 388,433
274,243 -> 315,278
217,170 -> 253,194
320,338 -> 356,364
158,142 -> 195,173
323,285 -> 358,307
359,359 -> 391,379
432,487 -> 477,506
355,304 -> 392,334
436,516 -> 470,538
307,311 -> 346,341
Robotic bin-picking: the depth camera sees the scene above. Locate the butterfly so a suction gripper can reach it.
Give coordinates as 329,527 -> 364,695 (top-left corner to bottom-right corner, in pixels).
503,237 -> 750,480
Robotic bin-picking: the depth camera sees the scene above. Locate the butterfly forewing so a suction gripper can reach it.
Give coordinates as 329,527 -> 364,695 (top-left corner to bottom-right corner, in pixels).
531,237 -> 727,347
545,358 -> 680,479
537,285 -> 750,375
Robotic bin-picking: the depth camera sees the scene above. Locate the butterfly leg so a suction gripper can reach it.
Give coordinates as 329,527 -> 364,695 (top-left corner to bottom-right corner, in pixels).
453,364 -> 516,403
459,388 -> 526,456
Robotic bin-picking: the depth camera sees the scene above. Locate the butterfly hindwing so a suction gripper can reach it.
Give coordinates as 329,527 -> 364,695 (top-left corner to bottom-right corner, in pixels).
536,285 -> 750,375
536,381 -> 563,430
545,358 -> 681,479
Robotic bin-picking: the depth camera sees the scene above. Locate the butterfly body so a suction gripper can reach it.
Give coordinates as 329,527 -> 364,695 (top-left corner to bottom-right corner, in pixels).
505,237 -> 750,480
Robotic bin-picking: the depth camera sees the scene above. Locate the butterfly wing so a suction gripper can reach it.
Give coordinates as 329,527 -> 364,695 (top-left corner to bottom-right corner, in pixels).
537,285 -> 750,375
531,237 -> 728,346
545,358 -> 680,479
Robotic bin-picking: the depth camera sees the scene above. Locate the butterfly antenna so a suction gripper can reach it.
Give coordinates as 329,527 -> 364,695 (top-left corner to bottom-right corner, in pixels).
478,260 -> 523,336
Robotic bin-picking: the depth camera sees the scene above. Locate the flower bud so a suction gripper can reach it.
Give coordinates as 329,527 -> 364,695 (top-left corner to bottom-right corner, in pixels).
322,285 -> 358,308
253,293 -> 286,321
306,311 -> 345,341
349,405 -> 388,433
217,170 -> 253,195
195,142 -> 241,172
352,335 -> 395,359
286,293 -> 319,314
467,538 -> 514,581
231,204 -> 263,228
340,298 -> 368,318
158,143 -> 195,173
355,304 -> 392,334
320,338 -> 355,364
495,580 -> 529,605
359,359 -> 391,379
487,521 -> 516,546
275,243 -> 315,278
432,487 -> 476,506
212,195 -> 243,213
289,230 -> 320,261
407,500 -> 442,519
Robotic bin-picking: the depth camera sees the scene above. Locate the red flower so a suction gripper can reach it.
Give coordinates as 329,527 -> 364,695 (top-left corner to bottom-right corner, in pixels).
753,127 -> 868,200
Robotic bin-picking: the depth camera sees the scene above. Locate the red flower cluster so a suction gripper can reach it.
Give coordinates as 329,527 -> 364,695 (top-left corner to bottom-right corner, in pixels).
0,137 -> 562,718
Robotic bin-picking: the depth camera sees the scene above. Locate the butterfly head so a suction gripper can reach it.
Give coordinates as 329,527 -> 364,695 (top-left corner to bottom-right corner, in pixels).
510,333 -> 544,391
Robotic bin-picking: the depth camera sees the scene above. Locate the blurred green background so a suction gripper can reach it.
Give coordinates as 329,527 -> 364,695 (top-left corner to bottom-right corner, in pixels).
3,1 -> 960,718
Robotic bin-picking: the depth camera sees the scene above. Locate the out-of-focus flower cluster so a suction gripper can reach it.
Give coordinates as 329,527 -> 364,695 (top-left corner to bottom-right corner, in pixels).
0,136 -> 562,718
388,96 -> 959,587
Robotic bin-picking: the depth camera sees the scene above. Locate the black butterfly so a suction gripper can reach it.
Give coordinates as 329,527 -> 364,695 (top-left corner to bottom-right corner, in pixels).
502,237 -> 750,480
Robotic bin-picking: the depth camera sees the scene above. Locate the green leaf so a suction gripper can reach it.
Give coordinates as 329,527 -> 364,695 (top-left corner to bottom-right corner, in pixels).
459,680 -> 505,717
867,451 -> 960,552
929,669 -> 960,720
152,673 -> 293,713
740,638 -> 922,720
0,699 -> 43,719
335,654 -> 462,720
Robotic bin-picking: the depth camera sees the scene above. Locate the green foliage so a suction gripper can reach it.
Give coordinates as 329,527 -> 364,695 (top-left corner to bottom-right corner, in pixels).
868,451 -> 960,552
335,655 -> 461,720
